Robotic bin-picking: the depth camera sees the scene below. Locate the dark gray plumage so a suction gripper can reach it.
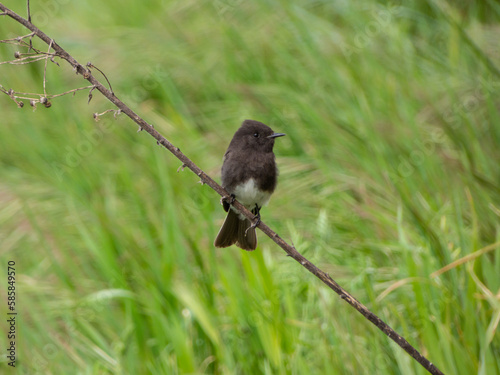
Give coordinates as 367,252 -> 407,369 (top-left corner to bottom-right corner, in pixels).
214,119 -> 285,250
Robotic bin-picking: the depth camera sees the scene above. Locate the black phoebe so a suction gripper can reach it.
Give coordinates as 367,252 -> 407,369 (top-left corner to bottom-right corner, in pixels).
214,119 -> 285,251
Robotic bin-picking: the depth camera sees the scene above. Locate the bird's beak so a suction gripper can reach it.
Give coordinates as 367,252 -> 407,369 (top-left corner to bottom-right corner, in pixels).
267,132 -> 286,139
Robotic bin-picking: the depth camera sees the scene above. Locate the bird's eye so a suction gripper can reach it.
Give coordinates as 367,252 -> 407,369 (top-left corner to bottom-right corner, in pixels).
253,132 -> 259,138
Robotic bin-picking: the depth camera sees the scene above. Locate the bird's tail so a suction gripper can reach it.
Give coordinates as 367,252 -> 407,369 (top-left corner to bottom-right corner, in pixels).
214,209 -> 257,251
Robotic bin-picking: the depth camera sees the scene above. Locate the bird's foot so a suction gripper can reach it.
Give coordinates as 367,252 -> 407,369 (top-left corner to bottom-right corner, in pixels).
246,204 -> 261,235
221,194 -> 235,212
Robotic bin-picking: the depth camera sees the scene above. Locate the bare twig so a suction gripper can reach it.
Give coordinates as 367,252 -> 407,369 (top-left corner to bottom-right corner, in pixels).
87,85 -> 96,104
0,3 -> 445,375
0,86 -> 24,107
27,0 -> 32,50
46,85 -> 93,99
0,55 -> 46,64
0,32 -> 37,48
93,109 -> 121,121
87,62 -> 114,94
0,84 -> 93,107
43,39 -> 54,97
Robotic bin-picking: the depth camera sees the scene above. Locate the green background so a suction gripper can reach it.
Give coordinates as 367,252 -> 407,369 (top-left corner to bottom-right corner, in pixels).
0,0 -> 499,374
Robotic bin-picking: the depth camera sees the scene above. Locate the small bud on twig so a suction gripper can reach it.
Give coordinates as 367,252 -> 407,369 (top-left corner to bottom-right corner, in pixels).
88,86 -> 96,104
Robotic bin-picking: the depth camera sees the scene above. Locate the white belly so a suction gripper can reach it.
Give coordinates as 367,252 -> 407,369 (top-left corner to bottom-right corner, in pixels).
231,178 -> 271,218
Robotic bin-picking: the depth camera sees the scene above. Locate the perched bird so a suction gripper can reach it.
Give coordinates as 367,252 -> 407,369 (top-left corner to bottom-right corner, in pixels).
214,119 -> 285,250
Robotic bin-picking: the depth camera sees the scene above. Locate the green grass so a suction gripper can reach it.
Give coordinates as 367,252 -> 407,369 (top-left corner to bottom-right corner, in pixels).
1,0 -> 499,374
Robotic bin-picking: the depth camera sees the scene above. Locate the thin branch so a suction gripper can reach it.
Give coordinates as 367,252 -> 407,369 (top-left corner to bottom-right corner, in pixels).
0,86 -> 24,107
0,84 -> 93,107
87,62 -> 113,95
93,109 -> 121,121
0,32 -> 37,48
0,3 -> 445,375
0,55 -> 46,64
43,39 -> 54,97
27,0 -> 32,50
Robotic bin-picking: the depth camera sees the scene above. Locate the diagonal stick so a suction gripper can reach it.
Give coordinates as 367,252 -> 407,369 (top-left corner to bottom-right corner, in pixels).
0,3 -> 445,374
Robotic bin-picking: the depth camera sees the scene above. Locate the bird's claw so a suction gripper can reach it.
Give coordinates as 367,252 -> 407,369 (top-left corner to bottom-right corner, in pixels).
221,194 -> 235,212
248,204 -> 261,231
